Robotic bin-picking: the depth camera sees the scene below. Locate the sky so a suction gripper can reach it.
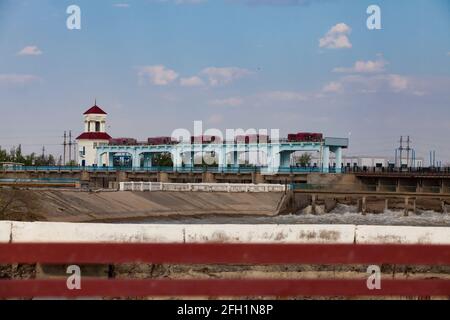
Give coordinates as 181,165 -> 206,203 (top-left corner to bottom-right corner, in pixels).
0,0 -> 449,163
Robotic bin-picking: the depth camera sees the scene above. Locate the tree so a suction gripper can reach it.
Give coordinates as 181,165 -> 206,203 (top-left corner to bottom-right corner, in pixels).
153,153 -> 173,167
298,153 -> 312,167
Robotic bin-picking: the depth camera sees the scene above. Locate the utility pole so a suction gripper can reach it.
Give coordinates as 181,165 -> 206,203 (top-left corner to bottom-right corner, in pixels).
73,139 -> 77,165
406,136 -> 411,168
63,131 -> 67,165
398,136 -> 404,168
68,131 -> 72,164
41,146 -> 45,160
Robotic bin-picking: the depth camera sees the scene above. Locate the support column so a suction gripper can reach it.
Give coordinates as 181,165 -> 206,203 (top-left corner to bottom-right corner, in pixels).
322,146 -> 330,173
132,151 -> 140,168
143,154 -> 153,168
232,151 -> 239,168
172,151 -> 182,170
182,151 -> 193,168
334,147 -> 342,173
362,196 -> 367,215
265,145 -> 280,174
404,197 -> 409,217
108,153 -> 114,167
97,153 -> 103,167
217,148 -> 227,171
280,151 -> 291,169
311,194 -> 317,215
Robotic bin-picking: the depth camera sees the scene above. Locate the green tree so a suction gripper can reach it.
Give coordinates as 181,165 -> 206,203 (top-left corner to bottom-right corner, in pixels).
298,153 -> 312,167
153,153 -> 173,167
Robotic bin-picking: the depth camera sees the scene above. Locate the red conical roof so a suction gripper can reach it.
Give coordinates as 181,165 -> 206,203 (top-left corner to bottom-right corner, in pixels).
84,105 -> 107,115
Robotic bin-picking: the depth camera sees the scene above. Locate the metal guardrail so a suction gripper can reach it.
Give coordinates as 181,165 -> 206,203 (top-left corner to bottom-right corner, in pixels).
0,166 -> 326,174
346,167 -> 450,175
0,243 -> 448,298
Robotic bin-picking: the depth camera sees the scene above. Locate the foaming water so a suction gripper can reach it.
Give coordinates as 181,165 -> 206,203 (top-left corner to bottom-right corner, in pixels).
132,204 -> 450,226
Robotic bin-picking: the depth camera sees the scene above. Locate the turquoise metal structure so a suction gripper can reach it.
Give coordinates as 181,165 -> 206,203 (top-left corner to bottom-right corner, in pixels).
96,137 -> 348,174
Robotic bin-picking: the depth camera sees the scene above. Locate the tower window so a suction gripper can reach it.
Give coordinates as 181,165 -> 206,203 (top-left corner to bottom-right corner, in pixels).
95,121 -> 101,132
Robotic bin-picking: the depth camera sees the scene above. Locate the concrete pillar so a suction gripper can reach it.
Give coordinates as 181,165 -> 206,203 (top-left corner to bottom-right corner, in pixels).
334,147 -> 342,174
132,151 -> 140,168
412,199 -> 417,214
217,149 -> 227,171
357,198 -> 362,213
148,154 -> 154,168
311,194 -> 317,215
442,201 -> 447,214
376,179 -> 382,192
280,151 -> 291,169
81,171 -> 90,182
322,146 -> 330,173
232,151 -> 239,169
158,172 -> 169,183
362,196 -> 367,215
416,180 -> 422,193
254,173 -> 265,184
116,171 -> 128,183
385,198 -> 389,212
172,151 -> 182,170
182,152 -> 192,168
108,153 -> 114,167
404,197 -> 409,217
97,153 -> 103,167
266,146 -> 280,173
202,172 -> 216,183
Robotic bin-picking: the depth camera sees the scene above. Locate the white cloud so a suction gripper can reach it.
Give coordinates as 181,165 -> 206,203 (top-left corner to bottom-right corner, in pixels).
113,3 -> 130,8
152,0 -> 207,4
180,76 -> 205,87
209,97 -> 243,107
333,59 -> 387,73
138,65 -> 179,86
319,23 -> 352,49
333,74 -> 410,94
17,46 -> 42,56
322,81 -> 343,93
263,91 -> 308,102
0,74 -> 41,86
175,0 -> 206,3
201,67 -> 251,86
387,74 -> 409,92
207,114 -> 223,125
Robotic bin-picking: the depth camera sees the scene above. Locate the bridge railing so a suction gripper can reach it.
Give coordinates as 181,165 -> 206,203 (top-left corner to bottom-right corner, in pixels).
0,243 -> 448,298
345,166 -> 450,175
0,165 -> 324,174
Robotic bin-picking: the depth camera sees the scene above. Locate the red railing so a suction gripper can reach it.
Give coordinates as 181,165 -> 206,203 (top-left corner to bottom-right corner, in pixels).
0,243 -> 449,298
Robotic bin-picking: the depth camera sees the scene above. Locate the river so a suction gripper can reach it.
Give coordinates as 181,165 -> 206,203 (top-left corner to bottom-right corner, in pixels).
130,204 -> 450,227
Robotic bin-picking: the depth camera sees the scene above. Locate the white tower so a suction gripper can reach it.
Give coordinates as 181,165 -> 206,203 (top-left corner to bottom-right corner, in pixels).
76,103 -> 112,167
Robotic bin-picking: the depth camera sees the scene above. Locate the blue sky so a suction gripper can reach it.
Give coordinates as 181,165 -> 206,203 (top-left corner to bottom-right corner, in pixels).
0,0 -> 450,162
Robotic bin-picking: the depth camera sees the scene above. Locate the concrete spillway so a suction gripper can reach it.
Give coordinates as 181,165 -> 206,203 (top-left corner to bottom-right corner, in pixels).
4,190 -> 288,222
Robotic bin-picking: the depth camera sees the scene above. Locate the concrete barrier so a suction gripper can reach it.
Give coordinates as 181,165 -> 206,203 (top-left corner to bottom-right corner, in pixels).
356,225 -> 450,245
11,222 -> 184,243
0,221 -> 11,243
6,221 -> 450,245
184,224 -> 355,244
